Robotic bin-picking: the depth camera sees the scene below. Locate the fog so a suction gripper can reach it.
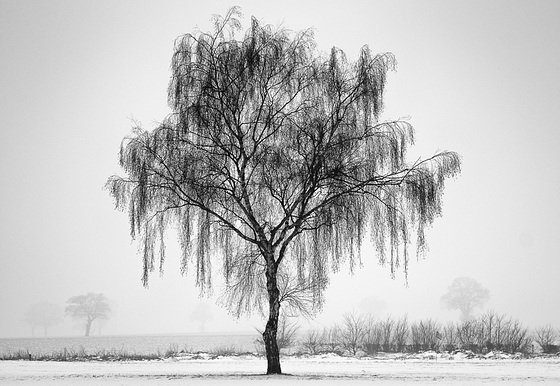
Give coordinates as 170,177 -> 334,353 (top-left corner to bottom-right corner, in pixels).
1,0 -> 559,338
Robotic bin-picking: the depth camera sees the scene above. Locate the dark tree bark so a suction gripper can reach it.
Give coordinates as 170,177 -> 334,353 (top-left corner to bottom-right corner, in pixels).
263,254 -> 281,374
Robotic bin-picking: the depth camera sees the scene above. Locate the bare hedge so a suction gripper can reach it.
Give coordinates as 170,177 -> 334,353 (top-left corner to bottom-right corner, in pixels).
299,311 -> 555,355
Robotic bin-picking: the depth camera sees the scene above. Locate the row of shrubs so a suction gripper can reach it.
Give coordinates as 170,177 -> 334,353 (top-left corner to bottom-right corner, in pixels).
0,344 -> 189,361
281,312 -> 560,355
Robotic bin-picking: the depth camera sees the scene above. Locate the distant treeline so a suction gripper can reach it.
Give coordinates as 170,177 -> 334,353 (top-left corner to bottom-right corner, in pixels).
295,311 -> 559,356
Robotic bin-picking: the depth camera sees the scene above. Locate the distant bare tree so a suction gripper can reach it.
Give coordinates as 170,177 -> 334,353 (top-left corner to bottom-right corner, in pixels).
106,7 -> 460,374
379,316 -> 395,352
441,322 -> 458,351
456,319 -> 479,351
65,293 -> 110,337
301,329 -> 322,354
503,318 -> 530,353
441,277 -> 489,322
392,315 -> 410,352
23,302 -> 62,337
363,316 -> 382,354
362,315 -> 408,353
480,310 -> 505,351
190,302 -> 214,332
339,312 -> 367,355
482,311 -> 507,351
461,310 -> 529,353
322,325 -> 341,353
534,324 -> 557,354
276,314 -> 301,351
410,319 -> 441,351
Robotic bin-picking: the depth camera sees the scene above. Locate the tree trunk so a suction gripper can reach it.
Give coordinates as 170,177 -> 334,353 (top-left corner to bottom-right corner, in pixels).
263,256 -> 282,374
85,319 -> 93,337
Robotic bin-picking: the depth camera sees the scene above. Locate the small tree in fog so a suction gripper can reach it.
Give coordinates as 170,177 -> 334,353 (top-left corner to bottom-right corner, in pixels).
190,302 -> 213,332
65,293 -> 110,337
441,277 -> 489,322
358,295 -> 387,315
95,317 -> 109,336
23,302 -> 62,337
106,7 -> 460,374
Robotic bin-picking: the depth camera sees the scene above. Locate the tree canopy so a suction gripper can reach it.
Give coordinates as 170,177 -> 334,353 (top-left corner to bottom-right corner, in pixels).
106,7 -> 460,373
23,302 -> 62,337
65,293 -> 111,337
441,277 -> 489,322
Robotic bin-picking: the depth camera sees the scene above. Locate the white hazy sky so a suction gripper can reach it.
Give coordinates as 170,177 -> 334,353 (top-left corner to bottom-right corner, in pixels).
1,0 -> 559,338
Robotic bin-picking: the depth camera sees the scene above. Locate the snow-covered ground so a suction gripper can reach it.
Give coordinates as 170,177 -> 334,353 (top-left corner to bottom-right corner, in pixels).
1,353 -> 560,385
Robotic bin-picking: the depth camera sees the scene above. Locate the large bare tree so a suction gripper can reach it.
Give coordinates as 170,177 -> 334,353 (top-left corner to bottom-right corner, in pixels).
106,8 -> 460,374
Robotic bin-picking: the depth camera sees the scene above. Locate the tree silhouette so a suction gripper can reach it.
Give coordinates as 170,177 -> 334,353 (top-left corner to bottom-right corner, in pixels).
65,293 -> 110,337
106,7 -> 460,374
23,302 -> 62,337
441,277 -> 489,322
190,302 -> 213,332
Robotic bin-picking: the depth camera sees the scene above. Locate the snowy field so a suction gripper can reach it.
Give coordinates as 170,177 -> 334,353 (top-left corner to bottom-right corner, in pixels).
2,354 -> 560,385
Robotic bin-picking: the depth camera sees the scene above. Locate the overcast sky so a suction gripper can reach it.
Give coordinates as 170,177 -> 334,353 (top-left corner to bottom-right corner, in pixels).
1,0 -> 559,337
